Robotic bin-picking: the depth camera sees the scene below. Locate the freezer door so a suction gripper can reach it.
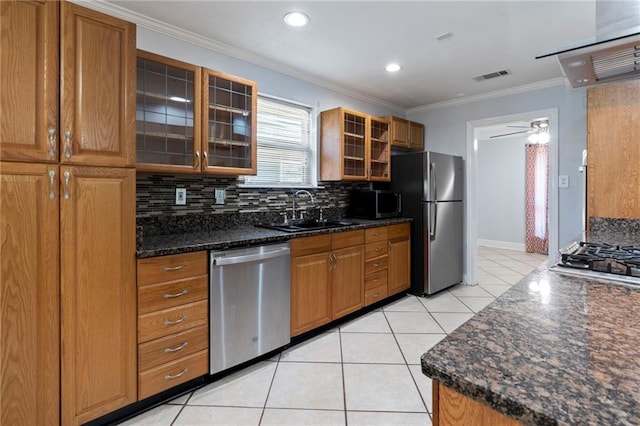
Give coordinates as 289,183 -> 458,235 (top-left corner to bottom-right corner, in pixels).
424,152 -> 464,202
424,201 -> 463,294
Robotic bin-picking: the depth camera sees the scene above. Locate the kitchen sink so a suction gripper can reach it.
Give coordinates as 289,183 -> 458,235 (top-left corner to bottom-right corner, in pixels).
256,219 -> 355,233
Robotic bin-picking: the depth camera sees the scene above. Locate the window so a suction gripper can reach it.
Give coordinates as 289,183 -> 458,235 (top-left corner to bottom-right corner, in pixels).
242,95 -> 315,187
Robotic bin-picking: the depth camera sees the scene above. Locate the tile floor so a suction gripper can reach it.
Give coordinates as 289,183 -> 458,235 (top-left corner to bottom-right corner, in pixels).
122,246 -> 546,426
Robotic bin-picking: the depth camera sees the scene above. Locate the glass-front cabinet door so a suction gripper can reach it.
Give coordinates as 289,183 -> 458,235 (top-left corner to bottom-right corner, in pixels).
136,50 -> 201,173
368,117 -> 390,181
202,69 -> 257,175
342,111 -> 367,180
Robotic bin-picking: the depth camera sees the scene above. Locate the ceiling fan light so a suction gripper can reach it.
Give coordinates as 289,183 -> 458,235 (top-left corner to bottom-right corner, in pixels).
528,134 -> 539,143
283,12 -> 309,27
538,132 -> 550,144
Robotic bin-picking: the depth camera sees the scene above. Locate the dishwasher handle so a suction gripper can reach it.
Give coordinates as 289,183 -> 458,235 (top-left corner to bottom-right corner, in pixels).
212,246 -> 290,266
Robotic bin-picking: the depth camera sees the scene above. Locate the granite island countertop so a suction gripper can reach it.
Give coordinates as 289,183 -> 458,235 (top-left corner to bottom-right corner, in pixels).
137,217 -> 412,258
421,267 -> 640,425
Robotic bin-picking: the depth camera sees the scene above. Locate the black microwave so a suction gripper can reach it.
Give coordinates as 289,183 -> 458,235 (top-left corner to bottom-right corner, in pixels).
348,190 -> 402,219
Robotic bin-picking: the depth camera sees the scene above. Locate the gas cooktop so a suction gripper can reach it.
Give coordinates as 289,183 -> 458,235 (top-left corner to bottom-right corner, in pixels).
552,241 -> 640,286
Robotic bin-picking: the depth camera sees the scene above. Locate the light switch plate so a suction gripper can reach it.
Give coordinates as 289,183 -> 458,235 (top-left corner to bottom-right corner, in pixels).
215,188 -> 226,205
175,188 -> 187,205
558,175 -> 569,188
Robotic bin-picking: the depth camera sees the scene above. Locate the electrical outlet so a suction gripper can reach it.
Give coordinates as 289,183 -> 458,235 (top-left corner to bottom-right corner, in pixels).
175,188 -> 187,205
214,188 -> 226,205
558,175 -> 569,188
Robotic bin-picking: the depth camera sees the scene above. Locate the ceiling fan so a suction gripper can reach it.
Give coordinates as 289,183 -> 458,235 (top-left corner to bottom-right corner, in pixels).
489,119 -> 549,139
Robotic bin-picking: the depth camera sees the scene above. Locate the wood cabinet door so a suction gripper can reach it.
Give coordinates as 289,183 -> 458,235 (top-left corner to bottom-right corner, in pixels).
409,122 -> 424,151
290,252 -> 331,336
60,166 -> 136,425
201,68 -> 257,175
0,1 -> 59,163
60,2 -> 136,167
1,162 -> 59,426
587,80 -> 640,221
331,245 -> 365,320
389,117 -> 409,147
388,237 -> 411,294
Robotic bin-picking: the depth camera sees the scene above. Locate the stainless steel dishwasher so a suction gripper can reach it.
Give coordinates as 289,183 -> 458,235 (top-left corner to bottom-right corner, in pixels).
209,242 -> 290,374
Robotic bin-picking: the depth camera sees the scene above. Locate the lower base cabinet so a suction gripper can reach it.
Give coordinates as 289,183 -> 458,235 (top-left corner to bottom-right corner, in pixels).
433,380 -> 522,426
136,251 -> 209,400
291,224 -> 410,337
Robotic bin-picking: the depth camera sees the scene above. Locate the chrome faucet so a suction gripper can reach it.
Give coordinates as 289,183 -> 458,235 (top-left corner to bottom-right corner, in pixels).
292,190 -> 315,220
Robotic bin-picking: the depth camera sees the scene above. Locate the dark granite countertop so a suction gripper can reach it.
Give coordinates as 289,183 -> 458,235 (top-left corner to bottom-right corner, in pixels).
137,217 -> 412,258
421,268 -> 640,425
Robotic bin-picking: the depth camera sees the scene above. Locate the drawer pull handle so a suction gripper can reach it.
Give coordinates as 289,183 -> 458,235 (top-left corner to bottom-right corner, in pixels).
375,248 -> 382,252
162,264 -> 186,272
372,278 -> 380,282
164,341 -> 188,353
164,315 -> 187,326
164,289 -> 188,298
373,263 -> 380,267
372,293 -> 379,297
164,368 -> 188,380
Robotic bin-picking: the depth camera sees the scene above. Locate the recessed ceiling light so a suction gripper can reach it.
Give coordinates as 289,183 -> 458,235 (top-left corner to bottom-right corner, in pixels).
283,12 -> 309,27
385,63 -> 402,72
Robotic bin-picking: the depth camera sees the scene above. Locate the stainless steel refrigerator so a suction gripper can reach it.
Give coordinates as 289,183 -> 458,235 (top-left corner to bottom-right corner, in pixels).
390,151 -> 464,295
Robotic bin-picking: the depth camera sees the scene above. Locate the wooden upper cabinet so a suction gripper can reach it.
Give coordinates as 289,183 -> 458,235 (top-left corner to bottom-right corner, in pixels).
60,166 -> 137,425
587,80 -> 640,221
386,116 -> 409,147
0,1 -> 59,163
320,107 -> 390,182
1,1 -> 135,167
136,50 -> 202,173
384,116 -> 424,150
1,162 -> 60,426
409,121 -> 424,150
60,2 -> 136,167
202,69 -> 257,175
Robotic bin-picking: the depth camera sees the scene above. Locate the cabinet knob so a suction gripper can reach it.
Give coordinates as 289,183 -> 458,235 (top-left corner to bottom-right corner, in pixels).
63,171 -> 71,200
194,151 -> 200,170
203,151 -> 208,169
48,170 -> 56,199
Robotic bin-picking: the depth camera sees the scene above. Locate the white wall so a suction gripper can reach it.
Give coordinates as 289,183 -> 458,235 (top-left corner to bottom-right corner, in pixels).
408,85 -> 586,250
477,136 -> 528,248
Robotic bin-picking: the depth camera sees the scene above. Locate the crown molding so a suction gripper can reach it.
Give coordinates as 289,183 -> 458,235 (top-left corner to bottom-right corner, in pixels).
407,77 -> 566,114
70,0 -> 406,115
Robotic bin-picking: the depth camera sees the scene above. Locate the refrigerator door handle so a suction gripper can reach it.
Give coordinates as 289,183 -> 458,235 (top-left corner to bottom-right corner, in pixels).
431,202 -> 437,238
431,162 -> 437,202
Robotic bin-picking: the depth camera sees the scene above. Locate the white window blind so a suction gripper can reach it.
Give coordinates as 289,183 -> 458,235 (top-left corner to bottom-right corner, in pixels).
243,96 -> 314,187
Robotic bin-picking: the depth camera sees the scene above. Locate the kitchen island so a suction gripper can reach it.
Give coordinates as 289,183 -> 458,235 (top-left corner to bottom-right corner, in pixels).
421,267 -> 640,425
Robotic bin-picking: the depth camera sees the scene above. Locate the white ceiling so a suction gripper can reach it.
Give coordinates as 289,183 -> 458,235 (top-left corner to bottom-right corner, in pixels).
97,0 -> 597,111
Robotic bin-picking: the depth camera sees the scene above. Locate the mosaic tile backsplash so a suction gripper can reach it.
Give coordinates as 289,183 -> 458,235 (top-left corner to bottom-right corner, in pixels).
137,173 -> 369,237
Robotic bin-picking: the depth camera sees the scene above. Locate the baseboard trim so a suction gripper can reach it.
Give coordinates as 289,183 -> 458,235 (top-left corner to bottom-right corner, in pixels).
478,239 -> 525,252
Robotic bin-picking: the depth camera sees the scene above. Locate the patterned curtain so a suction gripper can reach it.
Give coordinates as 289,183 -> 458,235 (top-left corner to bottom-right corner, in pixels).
525,144 -> 549,254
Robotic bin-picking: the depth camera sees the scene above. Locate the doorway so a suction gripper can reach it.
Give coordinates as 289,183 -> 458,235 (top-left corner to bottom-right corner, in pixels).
464,109 -> 558,286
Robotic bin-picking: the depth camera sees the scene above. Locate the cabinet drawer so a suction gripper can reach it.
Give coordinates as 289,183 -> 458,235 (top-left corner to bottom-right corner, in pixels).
138,349 -> 208,400
291,234 -> 332,257
365,240 -> 388,260
365,255 -> 388,275
138,276 -> 208,314
139,325 -> 208,371
365,226 -> 388,243
365,284 -> 388,306
138,251 -> 207,286
365,269 -> 388,290
388,223 -> 410,239
332,229 -> 364,249
138,300 -> 208,343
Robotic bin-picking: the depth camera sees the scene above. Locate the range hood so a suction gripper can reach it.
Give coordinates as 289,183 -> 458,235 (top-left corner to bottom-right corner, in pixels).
536,0 -> 640,88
